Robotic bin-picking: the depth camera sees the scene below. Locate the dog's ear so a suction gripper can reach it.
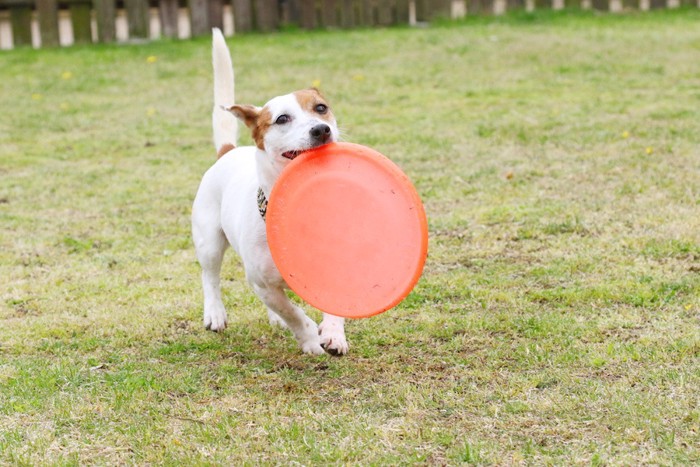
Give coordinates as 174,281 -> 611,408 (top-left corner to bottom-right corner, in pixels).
227,105 -> 261,130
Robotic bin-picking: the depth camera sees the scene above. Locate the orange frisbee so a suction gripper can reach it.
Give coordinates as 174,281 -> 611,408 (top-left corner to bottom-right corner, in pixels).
266,142 -> 428,319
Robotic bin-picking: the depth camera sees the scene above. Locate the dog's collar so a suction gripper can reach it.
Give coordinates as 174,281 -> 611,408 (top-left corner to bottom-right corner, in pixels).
257,187 -> 268,221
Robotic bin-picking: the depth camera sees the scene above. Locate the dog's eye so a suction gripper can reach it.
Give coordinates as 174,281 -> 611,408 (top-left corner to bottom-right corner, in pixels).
315,104 -> 328,114
275,114 -> 291,125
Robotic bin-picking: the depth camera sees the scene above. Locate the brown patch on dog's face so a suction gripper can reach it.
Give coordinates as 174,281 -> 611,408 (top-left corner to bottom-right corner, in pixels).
251,107 -> 272,150
293,88 -> 335,124
229,104 -> 270,150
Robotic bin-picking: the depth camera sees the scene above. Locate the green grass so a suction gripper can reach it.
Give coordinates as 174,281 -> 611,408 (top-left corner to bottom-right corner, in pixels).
2,8 -> 700,464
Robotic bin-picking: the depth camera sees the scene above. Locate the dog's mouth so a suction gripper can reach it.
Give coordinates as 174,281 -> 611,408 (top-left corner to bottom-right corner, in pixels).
281,142 -> 335,160
281,150 -> 305,160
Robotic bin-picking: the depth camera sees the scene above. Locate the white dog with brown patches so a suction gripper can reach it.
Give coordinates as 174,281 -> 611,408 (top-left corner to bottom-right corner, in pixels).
192,29 -> 349,355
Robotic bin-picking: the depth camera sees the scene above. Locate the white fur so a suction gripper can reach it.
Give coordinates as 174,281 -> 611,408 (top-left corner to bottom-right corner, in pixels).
191,29 -> 349,356
211,28 -> 237,154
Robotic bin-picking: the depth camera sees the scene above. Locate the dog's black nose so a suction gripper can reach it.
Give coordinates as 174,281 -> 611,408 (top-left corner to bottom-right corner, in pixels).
310,124 -> 331,143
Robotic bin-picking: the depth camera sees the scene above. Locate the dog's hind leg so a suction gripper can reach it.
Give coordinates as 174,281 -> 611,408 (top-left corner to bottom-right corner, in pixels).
192,208 -> 229,332
253,284 -> 324,355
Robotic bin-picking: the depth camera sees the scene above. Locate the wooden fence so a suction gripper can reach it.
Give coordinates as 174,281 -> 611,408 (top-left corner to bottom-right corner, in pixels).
0,0 -> 697,49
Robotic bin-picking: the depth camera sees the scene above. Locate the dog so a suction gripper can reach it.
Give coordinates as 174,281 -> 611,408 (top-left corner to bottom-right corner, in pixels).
191,29 -> 349,355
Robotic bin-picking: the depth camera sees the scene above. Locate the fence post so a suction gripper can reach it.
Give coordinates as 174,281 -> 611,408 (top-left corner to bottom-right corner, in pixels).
395,0 -> 409,23
298,0 -> 317,28
362,0 -> 377,24
94,0 -> 116,42
70,0 -> 93,44
508,0 -> 526,10
233,0 -> 254,32
159,0 -> 179,37
36,0 -> 60,46
413,0 -> 424,19
255,0 -> 280,31
340,0 -> 354,27
9,2 -> 33,47
208,0 -> 225,30
377,0 -> 393,25
281,0 -> 301,25
189,0 -> 209,36
439,0 -> 453,17
321,0 -> 338,27
125,0 -> 150,38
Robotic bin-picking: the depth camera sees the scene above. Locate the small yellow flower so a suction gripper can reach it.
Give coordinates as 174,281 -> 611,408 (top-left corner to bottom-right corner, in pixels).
147,107 -> 156,117
311,79 -> 321,88
31,93 -> 43,101
685,304 -> 693,311
147,55 -> 157,64
621,131 -> 630,139
353,74 -> 365,81
60,103 -> 69,110
645,147 -> 653,155
61,71 -> 73,80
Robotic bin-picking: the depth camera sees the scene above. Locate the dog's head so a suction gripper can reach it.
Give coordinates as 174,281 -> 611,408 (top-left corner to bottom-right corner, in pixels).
228,88 -> 339,162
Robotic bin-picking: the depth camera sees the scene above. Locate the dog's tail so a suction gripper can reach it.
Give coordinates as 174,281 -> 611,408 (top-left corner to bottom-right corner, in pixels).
212,28 -> 238,158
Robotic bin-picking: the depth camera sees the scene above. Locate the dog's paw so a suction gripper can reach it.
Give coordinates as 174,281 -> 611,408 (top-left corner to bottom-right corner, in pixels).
300,341 -> 326,356
320,338 -> 349,356
204,308 -> 228,332
294,316 -> 325,355
319,323 -> 349,356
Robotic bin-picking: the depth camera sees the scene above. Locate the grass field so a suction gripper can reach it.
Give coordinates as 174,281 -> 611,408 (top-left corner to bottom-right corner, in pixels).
1,8 -> 700,465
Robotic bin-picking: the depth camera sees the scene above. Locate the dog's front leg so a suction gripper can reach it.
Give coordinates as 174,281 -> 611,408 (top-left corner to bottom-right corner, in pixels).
319,314 -> 349,356
253,284 -> 324,355
266,308 -> 289,329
